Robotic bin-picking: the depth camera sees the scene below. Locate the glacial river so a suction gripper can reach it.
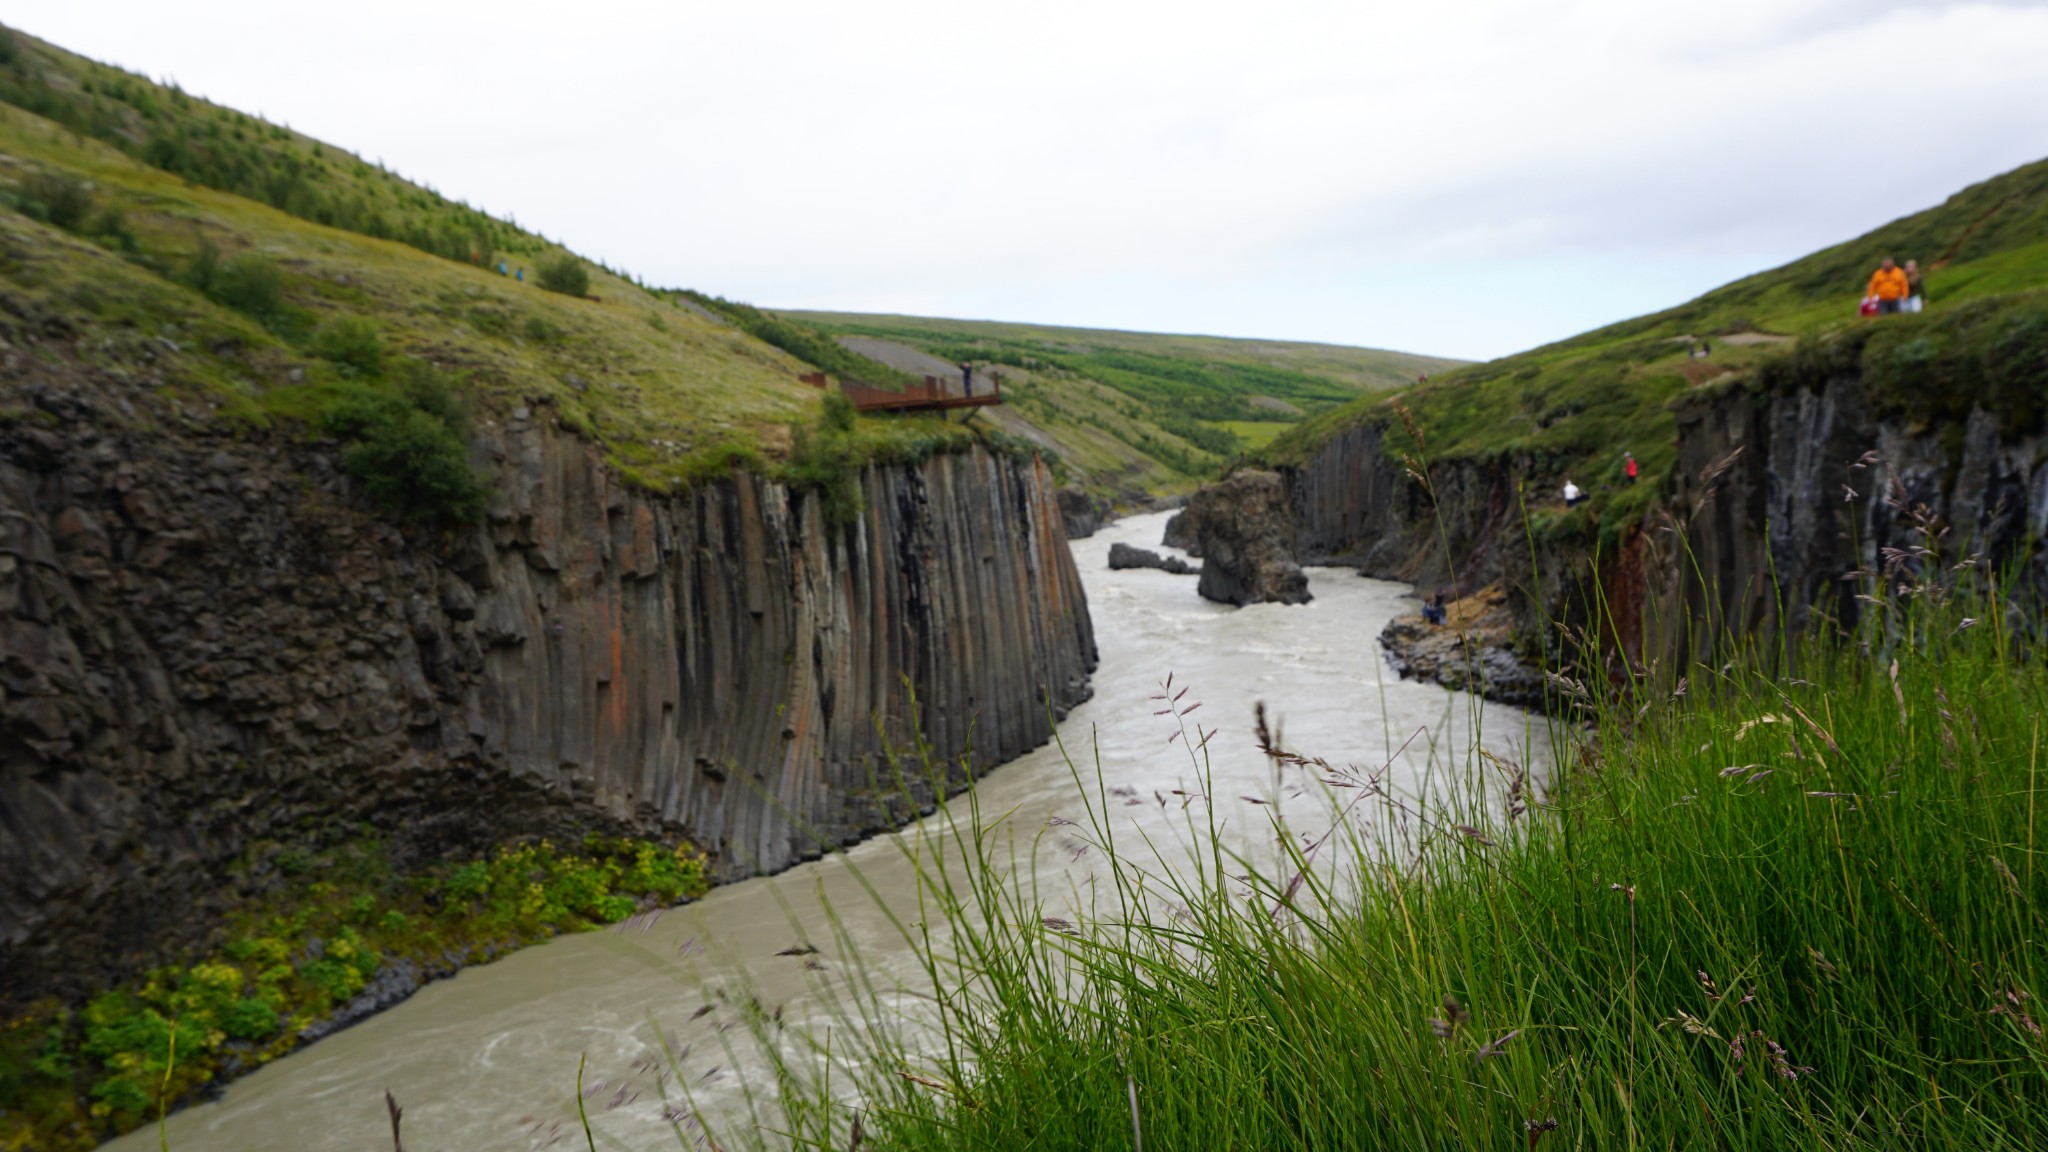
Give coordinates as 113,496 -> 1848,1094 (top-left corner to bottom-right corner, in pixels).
113,510 -> 1549,1152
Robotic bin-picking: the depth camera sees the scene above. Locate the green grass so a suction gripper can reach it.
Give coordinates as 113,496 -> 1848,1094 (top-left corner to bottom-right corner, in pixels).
1214,419 -> 1290,450
0,58 -> 1021,501
685,550 -> 2046,1151
1267,155 -> 2048,536
0,835 -> 709,1151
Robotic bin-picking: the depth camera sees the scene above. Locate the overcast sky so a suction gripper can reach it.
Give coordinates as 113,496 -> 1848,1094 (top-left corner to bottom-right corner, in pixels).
10,1 -> 2048,360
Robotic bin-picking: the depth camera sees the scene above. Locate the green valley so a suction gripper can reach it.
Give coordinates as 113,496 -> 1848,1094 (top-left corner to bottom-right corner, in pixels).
787,310 -> 1461,498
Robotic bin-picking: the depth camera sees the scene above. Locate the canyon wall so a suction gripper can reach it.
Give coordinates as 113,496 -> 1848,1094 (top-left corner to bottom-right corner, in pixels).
1661,374 -> 2048,670
1275,375 -> 2047,693
0,374 -> 1095,1002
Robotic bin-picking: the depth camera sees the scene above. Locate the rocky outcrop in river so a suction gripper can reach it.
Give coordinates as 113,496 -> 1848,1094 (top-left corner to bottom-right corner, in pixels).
1107,542 -> 1194,575
1184,470 -> 1309,606
0,369 -> 1096,1003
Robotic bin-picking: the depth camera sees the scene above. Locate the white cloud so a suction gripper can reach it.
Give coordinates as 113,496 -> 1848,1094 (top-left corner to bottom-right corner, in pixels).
7,0 -> 2048,358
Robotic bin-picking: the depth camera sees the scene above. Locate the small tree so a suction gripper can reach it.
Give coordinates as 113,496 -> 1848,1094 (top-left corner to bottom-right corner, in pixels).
536,255 -> 589,298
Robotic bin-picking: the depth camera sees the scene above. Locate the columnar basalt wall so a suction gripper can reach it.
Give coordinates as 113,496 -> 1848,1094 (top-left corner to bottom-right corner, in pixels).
1661,376 -> 2048,673
1275,376 -> 2048,700
0,381 -> 1095,1002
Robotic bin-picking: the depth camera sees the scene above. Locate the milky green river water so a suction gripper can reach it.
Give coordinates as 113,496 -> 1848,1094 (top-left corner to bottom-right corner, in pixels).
111,510 -> 1547,1152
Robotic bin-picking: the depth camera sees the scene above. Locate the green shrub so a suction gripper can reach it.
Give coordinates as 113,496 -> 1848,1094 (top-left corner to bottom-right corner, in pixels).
20,171 -> 92,231
320,361 -> 488,524
522,314 -> 564,343
782,393 -> 868,525
312,315 -> 384,377
183,246 -> 305,335
86,204 -> 138,252
536,254 -> 589,297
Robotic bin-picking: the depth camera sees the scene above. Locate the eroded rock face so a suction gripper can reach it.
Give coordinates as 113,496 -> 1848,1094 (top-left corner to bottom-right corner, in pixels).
0,375 -> 1097,1003
1160,510 -> 1199,556
1278,372 -> 2048,706
1106,542 -> 1194,575
1185,471 -> 1309,606
1057,487 -> 1114,540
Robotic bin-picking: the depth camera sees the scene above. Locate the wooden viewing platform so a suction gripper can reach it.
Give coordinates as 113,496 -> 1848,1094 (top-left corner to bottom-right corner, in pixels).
801,372 -> 1002,414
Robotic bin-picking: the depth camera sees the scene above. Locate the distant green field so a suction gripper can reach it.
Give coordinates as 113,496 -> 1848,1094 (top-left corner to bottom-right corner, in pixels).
788,311 -> 1464,498
1214,419 -> 1290,449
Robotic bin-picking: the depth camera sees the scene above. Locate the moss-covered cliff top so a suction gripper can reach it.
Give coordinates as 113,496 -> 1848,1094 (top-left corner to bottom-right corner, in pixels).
1267,155 -> 2048,531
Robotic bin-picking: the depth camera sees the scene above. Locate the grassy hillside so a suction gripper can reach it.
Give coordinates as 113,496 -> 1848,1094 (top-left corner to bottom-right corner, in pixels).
1268,156 -> 2048,535
788,311 -> 1463,497
0,24 -> 1017,517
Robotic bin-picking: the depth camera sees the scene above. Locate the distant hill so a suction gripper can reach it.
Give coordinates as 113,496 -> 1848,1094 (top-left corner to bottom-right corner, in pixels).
0,20 -> 1468,507
1269,155 -> 2048,529
787,311 -> 1463,497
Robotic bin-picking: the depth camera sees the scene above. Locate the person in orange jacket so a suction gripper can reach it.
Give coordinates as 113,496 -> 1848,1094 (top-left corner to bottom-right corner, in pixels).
1866,257 -> 1911,315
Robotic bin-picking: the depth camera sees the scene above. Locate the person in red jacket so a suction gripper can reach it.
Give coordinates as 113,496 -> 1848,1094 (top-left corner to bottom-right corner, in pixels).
1624,452 -> 1638,483
1866,257 -> 1911,315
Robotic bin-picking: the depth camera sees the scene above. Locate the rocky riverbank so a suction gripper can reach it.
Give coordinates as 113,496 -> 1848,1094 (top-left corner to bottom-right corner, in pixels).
1376,584 -> 1544,708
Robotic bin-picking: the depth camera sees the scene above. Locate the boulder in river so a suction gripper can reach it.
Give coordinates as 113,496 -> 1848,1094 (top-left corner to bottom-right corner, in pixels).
1107,542 -> 1195,575
1184,470 -> 1310,606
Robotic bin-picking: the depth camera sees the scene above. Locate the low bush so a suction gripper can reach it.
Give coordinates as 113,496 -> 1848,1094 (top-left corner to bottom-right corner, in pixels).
781,392 -> 866,525
535,254 -> 589,298
15,170 -> 93,231
311,315 -> 384,377
184,244 -> 305,335
320,361 -> 488,524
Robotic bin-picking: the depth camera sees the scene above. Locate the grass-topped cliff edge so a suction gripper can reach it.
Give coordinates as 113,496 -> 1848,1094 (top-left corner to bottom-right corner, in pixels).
1263,155 -> 2048,545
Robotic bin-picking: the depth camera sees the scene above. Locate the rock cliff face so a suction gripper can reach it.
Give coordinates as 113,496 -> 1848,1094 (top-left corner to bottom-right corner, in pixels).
1185,471 -> 1310,606
1057,486 -> 1114,540
0,375 -> 1096,1003
1660,375 -> 2048,671
1273,375 -> 2048,702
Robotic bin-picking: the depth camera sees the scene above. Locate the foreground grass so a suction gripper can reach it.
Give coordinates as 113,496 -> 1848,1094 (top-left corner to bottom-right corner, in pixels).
718,575 -> 2044,1150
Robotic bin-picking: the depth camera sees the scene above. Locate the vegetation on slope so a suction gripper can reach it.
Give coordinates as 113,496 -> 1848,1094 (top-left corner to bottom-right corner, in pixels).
790,311 -> 1463,497
0,836 -> 709,1150
703,558 -> 2045,1151
0,23 -> 1021,513
1268,156 -> 2048,536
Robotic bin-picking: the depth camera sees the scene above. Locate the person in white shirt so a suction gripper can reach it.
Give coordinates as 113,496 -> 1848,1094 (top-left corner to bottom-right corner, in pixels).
1563,479 -> 1585,507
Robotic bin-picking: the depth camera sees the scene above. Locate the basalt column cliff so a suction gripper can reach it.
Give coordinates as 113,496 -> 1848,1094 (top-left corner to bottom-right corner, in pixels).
0,381 -> 1096,1001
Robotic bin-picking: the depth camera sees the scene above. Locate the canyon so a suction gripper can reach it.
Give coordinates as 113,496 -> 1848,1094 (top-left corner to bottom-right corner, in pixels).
0,365 -> 1096,1006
